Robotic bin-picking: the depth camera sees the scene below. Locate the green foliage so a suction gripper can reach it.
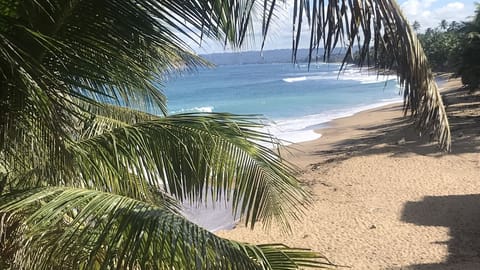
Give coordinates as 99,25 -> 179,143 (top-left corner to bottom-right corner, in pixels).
0,187 -> 331,269
412,21 -> 421,32
0,1 -> 330,269
414,4 -> 480,91
458,3 -> 480,91
417,21 -> 464,71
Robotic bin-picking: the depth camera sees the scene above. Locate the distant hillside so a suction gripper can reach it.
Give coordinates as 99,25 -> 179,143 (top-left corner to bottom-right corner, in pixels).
200,48 -> 348,65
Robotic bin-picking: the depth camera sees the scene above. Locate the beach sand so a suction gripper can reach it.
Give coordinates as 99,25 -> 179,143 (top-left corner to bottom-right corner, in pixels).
217,79 -> 480,269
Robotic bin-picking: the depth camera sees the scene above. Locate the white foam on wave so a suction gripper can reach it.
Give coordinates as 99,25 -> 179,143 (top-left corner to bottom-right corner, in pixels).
194,106 -> 214,112
282,67 -> 397,85
340,69 -> 397,84
262,97 -> 403,146
171,106 -> 214,114
282,76 -> 307,83
264,126 -> 322,146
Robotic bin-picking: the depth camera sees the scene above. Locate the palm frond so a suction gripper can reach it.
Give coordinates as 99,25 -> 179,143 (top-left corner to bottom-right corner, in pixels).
238,243 -> 334,269
68,113 -> 308,230
0,187 -> 332,269
5,110 -> 308,228
76,103 -> 160,138
1,0 -> 273,177
3,0 -> 265,113
0,53 -> 76,185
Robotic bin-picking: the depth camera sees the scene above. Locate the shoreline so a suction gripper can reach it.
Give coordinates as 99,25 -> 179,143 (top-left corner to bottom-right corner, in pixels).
290,76 -> 453,149
271,97 -> 404,146
311,98 -> 403,136
218,78 -> 480,269
277,76 -> 452,147
303,76 -> 452,143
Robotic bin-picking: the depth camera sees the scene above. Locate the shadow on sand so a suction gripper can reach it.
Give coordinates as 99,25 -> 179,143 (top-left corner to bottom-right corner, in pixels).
308,83 -> 480,269
311,86 -> 480,166
398,195 -> 480,269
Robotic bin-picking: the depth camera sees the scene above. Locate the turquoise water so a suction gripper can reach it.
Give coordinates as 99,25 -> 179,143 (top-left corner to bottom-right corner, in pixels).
164,62 -> 402,145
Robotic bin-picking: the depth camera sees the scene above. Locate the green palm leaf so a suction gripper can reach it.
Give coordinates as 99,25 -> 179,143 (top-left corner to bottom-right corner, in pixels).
0,0 -> 265,169
0,187 -> 332,270
240,243 -> 334,269
69,113 -> 308,230
75,103 -> 159,138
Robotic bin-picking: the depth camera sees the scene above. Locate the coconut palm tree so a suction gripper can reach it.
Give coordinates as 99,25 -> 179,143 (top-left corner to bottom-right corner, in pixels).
412,21 -> 421,32
440,19 -> 449,31
0,0 -> 450,269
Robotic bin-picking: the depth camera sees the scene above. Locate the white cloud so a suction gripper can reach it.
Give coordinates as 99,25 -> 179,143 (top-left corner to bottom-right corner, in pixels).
401,1 -> 470,31
401,0 -> 437,16
401,0 -> 420,16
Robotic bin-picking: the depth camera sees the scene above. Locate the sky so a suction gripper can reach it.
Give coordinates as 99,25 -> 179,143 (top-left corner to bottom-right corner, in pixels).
190,0 -> 476,54
400,0 -> 475,30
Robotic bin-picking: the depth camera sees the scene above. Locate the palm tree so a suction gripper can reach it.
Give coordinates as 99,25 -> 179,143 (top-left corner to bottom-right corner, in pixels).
448,21 -> 461,32
0,1 -> 331,269
440,19 -> 448,31
0,0 -> 450,269
412,21 -> 421,32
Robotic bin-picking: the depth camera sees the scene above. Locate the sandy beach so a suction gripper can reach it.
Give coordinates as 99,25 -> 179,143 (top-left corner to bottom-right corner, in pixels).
217,79 -> 480,269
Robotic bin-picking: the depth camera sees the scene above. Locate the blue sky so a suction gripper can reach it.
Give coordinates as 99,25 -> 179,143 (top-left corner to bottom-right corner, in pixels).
191,0 -> 476,53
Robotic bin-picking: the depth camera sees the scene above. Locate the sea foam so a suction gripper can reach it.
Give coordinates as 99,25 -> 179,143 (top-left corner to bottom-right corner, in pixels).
171,106 -> 214,114
265,97 -> 402,146
282,76 -> 307,83
281,70 -> 396,85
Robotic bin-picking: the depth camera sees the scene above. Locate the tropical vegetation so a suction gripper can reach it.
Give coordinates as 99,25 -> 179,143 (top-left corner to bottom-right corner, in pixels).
457,3 -> 480,91
414,4 -> 480,91
0,0 -> 450,269
416,20 -> 463,71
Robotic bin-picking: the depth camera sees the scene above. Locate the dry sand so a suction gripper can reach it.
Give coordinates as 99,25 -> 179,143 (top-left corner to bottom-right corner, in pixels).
217,79 -> 480,269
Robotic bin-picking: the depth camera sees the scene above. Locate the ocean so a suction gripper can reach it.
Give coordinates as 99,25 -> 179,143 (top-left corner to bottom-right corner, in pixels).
164,62 -> 402,145
163,62 -> 403,231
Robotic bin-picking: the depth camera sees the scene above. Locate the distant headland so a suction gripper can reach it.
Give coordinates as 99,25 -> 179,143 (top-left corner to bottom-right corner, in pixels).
200,48 -> 347,65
